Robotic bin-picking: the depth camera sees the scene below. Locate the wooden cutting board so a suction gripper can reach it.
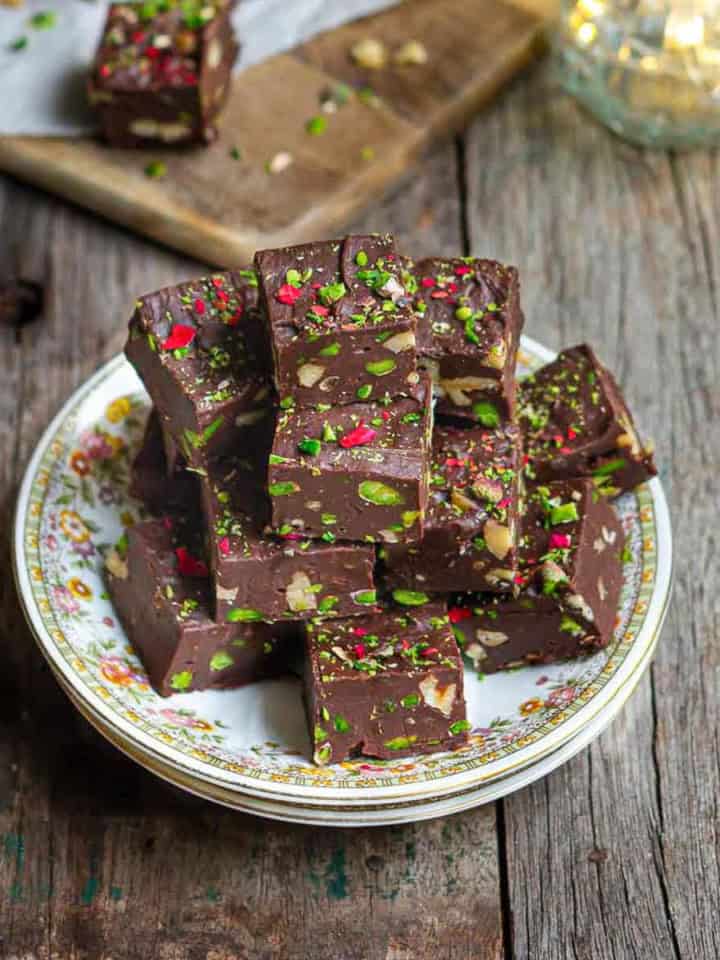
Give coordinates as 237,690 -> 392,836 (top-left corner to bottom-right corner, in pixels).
0,0 -> 547,267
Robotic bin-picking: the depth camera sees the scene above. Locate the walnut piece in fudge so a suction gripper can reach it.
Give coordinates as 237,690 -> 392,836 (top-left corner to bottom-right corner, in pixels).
105,518 -> 298,697
451,478 -> 625,673
411,256 -> 523,424
381,422 -> 522,593
201,456 -> 378,623
304,601 -> 469,765
267,377 -> 432,544
125,269 -> 273,468
89,1 -> 238,147
519,343 -> 656,496
254,235 -> 419,408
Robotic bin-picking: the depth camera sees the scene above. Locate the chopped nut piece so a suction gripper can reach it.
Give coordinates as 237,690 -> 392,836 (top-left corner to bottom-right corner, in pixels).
484,518 -> 512,559
394,40 -> 429,65
419,675 -> 457,718
351,38 -> 387,69
476,629 -> 509,647
268,151 -> 294,174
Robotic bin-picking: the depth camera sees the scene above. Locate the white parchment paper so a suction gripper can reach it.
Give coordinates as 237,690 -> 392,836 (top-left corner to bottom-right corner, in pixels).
0,0 -> 397,136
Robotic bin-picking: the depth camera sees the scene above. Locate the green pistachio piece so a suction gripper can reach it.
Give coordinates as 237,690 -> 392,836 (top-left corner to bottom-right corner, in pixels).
472,402 -> 499,428
358,480 -> 404,506
357,384 -> 373,399
333,715 -> 351,733
400,693 -> 420,708
550,502 -> 579,525
209,651 -> 234,671
365,358 -> 397,376
268,481 -> 300,496
226,608 -> 263,623
449,719 -> 472,735
319,342 -> 341,357
392,589 -> 430,606
170,671 -> 193,691
298,438 -> 321,456
384,735 -> 417,751
352,589 -> 377,606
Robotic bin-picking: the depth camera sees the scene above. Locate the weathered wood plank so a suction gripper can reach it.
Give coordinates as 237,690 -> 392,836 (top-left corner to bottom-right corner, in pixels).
465,65 -> 719,958
0,140 -> 503,960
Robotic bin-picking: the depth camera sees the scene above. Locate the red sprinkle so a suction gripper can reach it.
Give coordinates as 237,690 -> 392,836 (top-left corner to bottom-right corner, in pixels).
145,45 -> 160,59
212,277 -> 224,288
218,537 -> 230,556
513,573 -> 526,585
455,265 -> 473,276
194,299 -> 206,315
215,289 -> 228,303
381,410 -> 391,421
310,304 -> 329,317
421,277 -> 436,288
161,324 -> 196,351
448,606 -> 472,624
175,546 -> 208,578
445,457 -> 466,468
422,647 -> 439,658
560,446 -> 572,455
227,307 -> 243,327
353,627 -> 368,637
131,30 -> 145,43
567,428 -> 577,440
276,284 -> 302,306
353,643 -> 367,660
549,533 -> 571,549
99,64 -> 112,78
340,424 -> 377,449
446,282 -> 459,294
430,290 -> 449,299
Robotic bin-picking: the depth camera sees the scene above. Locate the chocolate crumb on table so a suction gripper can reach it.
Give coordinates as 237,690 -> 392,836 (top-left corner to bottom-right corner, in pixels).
267,375 -> 433,544
125,269 -> 273,469
201,455 -> 378,624
254,234 -> 419,409
518,343 -> 657,496
303,601 -> 469,765
105,518 -> 298,697
408,256 -> 524,425
451,478 -> 625,674
380,421 -> 522,593
88,0 -> 239,147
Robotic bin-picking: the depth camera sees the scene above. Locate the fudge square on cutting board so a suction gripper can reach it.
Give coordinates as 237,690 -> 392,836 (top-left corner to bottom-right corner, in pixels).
88,1 -> 239,148
380,421 -> 522,593
267,375 -> 432,544
451,478 -> 625,673
254,235 -> 419,409
125,269 -> 272,468
304,600 -> 470,765
519,343 -> 657,496
105,518 -> 298,698
410,256 -> 523,424
201,455 -> 378,623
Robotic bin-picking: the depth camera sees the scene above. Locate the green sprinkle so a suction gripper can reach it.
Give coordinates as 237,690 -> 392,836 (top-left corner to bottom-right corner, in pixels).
473,401 -> 499,428
321,531 -> 336,543
401,510 -> 421,529
352,589 -> 377,606
315,744 -> 332,764
209,651 -> 234,672
592,457 -> 627,477
279,396 -> 295,410
30,11 -> 56,29
144,161 -> 167,179
285,268 -> 302,287
319,341 -> 341,357
365,358 -> 397,377
321,512 -> 337,525
401,693 -> 420,708
170,671 -> 193,692
318,281 -> 346,305
455,306 -> 473,321
384,735 -> 417,751
622,544 -> 633,564
550,502 -> 579,525
358,480 -> 403,506
10,36 -> 28,51
226,608 -> 263,623
357,384 -> 372,400
464,317 -> 480,345
392,589 -> 430,607
268,481 -> 300,496
560,614 -> 583,636
321,707 -> 330,722
333,715 -> 351,733
355,250 -> 368,267
318,595 -> 339,613
298,438 -> 321,457
322,422 -> 337,443
401,412 -> 421,424
449,719 -> 472,735
306,115 -> 328,136
314,724 -> 327,742
269,454 -> 289,465
229,146 -> 242,160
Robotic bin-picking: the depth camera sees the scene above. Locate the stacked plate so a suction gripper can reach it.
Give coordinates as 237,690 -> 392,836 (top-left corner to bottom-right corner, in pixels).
13,338 -> 672,826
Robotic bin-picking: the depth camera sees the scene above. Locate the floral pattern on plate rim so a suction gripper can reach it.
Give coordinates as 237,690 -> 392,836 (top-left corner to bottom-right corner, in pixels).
20,348 -> 659,789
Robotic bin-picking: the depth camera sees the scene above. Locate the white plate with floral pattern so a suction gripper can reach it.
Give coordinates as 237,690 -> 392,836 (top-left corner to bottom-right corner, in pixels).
13,337 -> 673,816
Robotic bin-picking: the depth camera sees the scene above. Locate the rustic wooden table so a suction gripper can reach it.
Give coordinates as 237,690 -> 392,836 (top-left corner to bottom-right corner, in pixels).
0,62 -> 717,959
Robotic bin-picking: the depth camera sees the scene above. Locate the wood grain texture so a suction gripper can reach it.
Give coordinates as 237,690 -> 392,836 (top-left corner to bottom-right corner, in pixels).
0,144 -> 504,960
465,64 -> 719,959
0,0 -> 543,267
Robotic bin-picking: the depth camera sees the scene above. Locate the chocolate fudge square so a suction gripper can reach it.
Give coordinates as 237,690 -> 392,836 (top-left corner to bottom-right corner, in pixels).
304,601 -> 469,765
125,269 -> 273,468
381,422 -> 522,593
89,1 -> 238,147
129,408 -> 197,514
254,234 -> 419,408
411,257 -> 523,424
519,343 -> 657,496
451,478 -> 625,673
202,456 -> 378,623
105,519 -> 298,697
267,379 -> 432,543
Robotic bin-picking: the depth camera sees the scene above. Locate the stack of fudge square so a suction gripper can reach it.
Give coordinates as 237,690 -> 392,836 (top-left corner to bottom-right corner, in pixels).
107,233 -> 656,766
